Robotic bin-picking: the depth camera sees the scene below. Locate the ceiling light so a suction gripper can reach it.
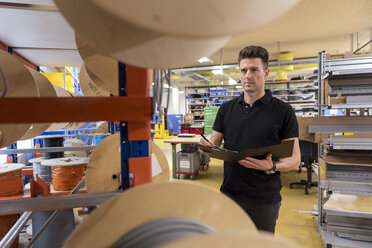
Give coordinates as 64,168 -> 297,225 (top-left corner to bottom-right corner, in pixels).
198,57 -> 212,63
228,78 -> 236,85
212,69 -> 223,75
179,90 -> 185,94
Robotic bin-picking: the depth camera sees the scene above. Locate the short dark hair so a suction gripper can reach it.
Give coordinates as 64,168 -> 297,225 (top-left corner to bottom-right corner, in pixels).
238,46 -> 269,69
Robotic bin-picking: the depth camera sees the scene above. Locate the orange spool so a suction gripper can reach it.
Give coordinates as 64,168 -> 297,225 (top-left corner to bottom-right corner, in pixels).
0,163 -> 25,248
52,165 -> 85,191
41,157 -> 88,191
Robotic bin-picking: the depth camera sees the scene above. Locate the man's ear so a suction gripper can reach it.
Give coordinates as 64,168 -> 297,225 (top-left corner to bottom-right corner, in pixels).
264,68 -> 270,79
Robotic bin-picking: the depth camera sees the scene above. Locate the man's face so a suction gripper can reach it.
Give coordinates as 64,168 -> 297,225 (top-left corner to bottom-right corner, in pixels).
239,58 -> 269,94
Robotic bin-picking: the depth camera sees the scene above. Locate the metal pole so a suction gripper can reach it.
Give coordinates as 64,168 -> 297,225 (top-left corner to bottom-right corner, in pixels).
0,211 -> 33,248
277,41 -> 281,70
350,33 -> 354,52
63,67 -> 66,89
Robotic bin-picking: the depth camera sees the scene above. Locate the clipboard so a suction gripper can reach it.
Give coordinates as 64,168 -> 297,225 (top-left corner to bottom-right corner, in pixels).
197,140 -> 294,163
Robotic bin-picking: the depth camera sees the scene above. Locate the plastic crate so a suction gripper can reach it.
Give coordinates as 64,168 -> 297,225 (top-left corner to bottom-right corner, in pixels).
181,123 -> 191,133
176,151 -> 200,174
167,114 -> 183,134
190,126 -> 203,135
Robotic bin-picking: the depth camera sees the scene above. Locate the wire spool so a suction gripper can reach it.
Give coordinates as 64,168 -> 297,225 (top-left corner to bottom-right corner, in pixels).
46,86 -> 73,132
79,63 -> 110,97
150,140 -> 170,182
64,138 -> 89,158
55,1 -> 230,69
86,133 -> 169,193
29,157 -> 52,184
41,157 -> 88,191
0,49 -> 38,149
62,181 -> 257,247
32,209 -> 75,248
43,136 -> 64,160
159,231 -> 302,248
95,121 -> 108,134
0,163 -> 24,196
20,68 -> 56,140
0,163 -> 25,248
75,34 -> 118,95
79,0 -> 300,37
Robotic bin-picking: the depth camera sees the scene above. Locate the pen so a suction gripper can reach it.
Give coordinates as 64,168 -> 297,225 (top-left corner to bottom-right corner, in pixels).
196,128 -> 214,146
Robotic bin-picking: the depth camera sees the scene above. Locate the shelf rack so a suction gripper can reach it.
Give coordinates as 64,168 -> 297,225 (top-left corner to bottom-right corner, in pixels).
316,51 -> 372,248
0,63 -> 152,246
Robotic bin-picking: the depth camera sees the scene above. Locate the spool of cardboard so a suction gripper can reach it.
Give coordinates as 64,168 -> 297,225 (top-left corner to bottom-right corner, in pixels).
75,34 -> 118,95
79,63 -> 110,97
85,0 -> 299,37
46,86 -> 72,131
63,181 -> 257,247
64,138 -> 89,158
0,49 -> 38,149
55,0 -> 230,68
95,122 -> 109,134
159,231 -> 301,248
20,68 -> 56,140
86,133 -> 169,193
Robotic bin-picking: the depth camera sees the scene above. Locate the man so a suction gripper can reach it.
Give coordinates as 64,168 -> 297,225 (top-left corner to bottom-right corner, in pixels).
198,45 -> 301,233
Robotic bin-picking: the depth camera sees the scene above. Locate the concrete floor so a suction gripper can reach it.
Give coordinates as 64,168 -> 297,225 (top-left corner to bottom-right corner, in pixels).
156,139 -> 324,248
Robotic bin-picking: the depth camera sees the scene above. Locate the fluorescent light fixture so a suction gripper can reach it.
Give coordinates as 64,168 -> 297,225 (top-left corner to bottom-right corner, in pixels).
198,57 -> 212,63
179,90 -> 185,94
228,78 -> 236,85
212,69 -> 223,75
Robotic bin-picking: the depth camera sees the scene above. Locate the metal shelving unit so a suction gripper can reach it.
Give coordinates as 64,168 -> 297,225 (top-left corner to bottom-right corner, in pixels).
265,79 -> 319,116
185,84 -> 242,125
316,51 -> 372,248
0,63 -> 152,247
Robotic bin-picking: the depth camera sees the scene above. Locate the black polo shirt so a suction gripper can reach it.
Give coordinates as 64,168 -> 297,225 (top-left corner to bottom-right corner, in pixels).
213,90 -> 298,204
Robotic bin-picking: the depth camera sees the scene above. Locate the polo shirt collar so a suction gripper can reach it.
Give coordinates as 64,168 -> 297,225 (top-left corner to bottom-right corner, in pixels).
238,90 -> 272,105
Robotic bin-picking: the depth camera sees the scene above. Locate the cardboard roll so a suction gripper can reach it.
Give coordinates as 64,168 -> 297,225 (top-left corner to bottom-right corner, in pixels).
75,34 -> 118,95
63,181 -> 257,247
46,85 -> 73,132
55,0 -> 230,69
0,163 -> 25,175
86,133 -> 169,193
79,63 -> 110,97
64,138 -> 89,157
95,121 -> 108,134
20,68 -> 57,140
160,231 -> 301,248
0,49 -> 38,149
85,0 -> 300,37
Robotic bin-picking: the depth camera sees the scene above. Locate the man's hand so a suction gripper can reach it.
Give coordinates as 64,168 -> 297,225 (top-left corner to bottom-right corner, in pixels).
238,153 -> 273,171
197,137 -> 212,156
